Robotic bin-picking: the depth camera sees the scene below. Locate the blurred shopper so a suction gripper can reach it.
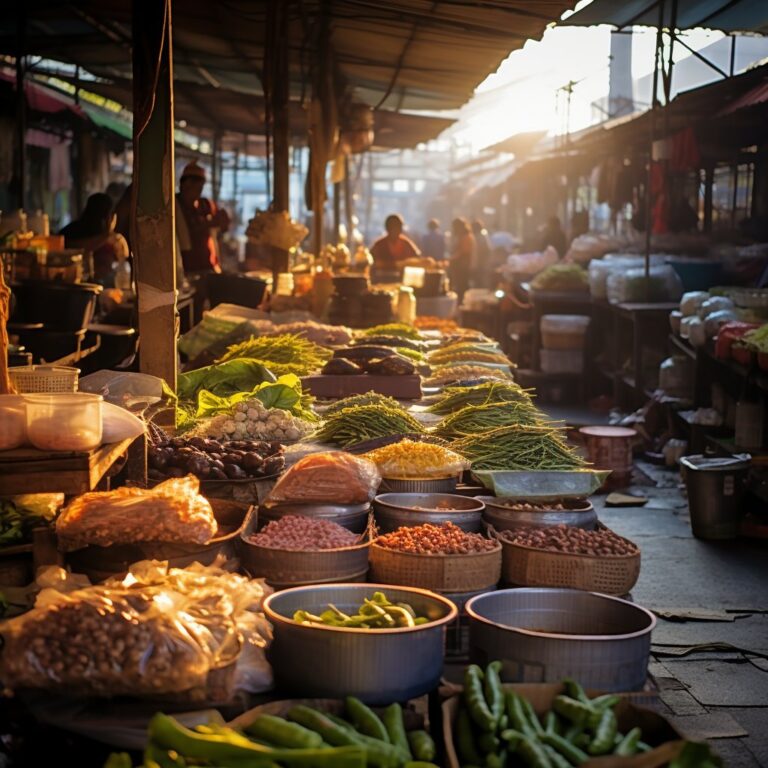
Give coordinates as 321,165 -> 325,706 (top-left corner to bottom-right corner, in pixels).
60,192 -> 129,286
449,217 -> 475,302
421,218 -> 446,260
539,215 -> 567,258
370,214 -> 420,275
472,219 -> 492,289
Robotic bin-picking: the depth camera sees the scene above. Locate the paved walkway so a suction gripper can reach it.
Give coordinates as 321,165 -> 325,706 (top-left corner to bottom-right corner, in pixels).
597,462 -> 768,767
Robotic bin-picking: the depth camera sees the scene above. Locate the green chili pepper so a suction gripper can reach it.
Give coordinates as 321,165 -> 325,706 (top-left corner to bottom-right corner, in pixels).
543,712 -> 557,734
143,743 -> 188,768
574,733 -> 591,749
500,729 -> 524,750
477,732 -> 501,754
552,696 -> 593,727
287,706 -> 361,747
588,709 -> 617,756
465,665 -> 497,732
543,744 -> 573,768
541,732 -> 589,764
506,693 -> 536,739
244,715 -> 325,749
382,704 -> 412,759
614,727 -> 642,756
484,661 -> 505,725
407,730 -> 436,762
457,707 -> 483,765
404,763 -> 440,768
516,735 -> 553,768
637,740 -> 652,753
499,714 -> 509,731
485,750 -> 508,768
563,723 -> 582,742
325,715 -> 406,768
520,698 -> 544,736
383,605 -> 415,627
149,713 -> 365,768
590,694 -> 621,712
563,678 -> 590,705
104,753 -> 134,768
346,697 -> 390,743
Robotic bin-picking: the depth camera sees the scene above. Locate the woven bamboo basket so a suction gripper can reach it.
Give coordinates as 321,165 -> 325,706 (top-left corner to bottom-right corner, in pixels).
368,541 -> 501,592
495,527 -> 640,596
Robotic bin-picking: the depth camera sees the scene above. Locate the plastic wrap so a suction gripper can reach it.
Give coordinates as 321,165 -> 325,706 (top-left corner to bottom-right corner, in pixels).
0,559 -> 272,698
101,402 -> 147,443
55,476 -> 217,552
268,451 -> 381,504
698,295 -> 734,318
679,291 -> 709,317
704,309 -> 739,338
606,265 -> 683,304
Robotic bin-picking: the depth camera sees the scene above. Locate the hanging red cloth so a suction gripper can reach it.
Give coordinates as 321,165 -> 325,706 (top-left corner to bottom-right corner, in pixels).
669,127 -> 700,172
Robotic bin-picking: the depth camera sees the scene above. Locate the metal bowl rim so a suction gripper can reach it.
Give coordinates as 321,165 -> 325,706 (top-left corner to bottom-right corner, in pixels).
374,492 -> 486,514
477,496 -> 593,513
263,582 -> 459,634
465,587 -> 657,641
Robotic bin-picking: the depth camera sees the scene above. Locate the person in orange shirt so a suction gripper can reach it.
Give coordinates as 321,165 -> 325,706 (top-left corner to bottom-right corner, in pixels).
370,214 -> 420,276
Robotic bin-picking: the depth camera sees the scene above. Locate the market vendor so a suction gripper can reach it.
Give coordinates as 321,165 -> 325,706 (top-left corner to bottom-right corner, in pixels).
370,214 -> 420,275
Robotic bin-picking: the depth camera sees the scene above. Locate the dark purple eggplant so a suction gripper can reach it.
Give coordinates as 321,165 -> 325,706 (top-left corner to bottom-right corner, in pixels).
322,357 -> 364,375
354,336 -> 424,351
332,346 -> 396,363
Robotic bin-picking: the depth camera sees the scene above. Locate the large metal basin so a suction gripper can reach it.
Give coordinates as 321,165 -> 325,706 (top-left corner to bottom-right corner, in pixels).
467,588 -> 655,692
373,492 -> 485,533
264,583 -> 457,704
478,496 -> 597,531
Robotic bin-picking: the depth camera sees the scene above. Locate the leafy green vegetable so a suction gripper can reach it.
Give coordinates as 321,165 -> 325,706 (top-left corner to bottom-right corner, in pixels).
177,359 -> 277,400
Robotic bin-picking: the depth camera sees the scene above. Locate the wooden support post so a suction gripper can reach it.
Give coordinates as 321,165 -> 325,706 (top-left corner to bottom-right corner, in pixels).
703,164 -> 714,233
131,0 -> 177,394
15,11 -> 26,210
343,154 -> 353,241
333,179 -> 341,243
268,2 -> 290,212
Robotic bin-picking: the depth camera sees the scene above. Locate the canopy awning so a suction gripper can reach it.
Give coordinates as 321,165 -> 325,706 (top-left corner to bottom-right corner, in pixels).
485,130 -> 549,156
560,0 -> 768,33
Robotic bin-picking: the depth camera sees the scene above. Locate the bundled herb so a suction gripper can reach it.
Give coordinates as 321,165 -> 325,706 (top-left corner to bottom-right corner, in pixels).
313,404 -> 424,448
434,401 -> 543,440
323,391 -> 405,416
361,323 -> 423,341
427,381 -> 533,414
452,424 -> 588,471
218,333 -> 331,375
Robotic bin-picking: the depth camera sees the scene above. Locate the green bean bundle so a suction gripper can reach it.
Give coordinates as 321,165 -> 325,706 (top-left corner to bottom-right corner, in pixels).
324,392 -> 405,416
313,404 -> 425,448
452,424 -> 588,471
434,401 -> 543,440
218,333 -> 332,374
427,381 -> 533,414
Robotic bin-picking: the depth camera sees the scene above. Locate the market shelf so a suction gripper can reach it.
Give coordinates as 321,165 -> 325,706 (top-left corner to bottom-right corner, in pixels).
0,438 -> 136,496
669,334 -> 697,361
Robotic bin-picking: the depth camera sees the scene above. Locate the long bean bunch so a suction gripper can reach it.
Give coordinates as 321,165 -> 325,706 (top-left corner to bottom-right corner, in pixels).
312,404 -> 425,448
427,381 -> 533,414
434,401 -> 543,440
218,333 -> 331,371
324,392 -> 404,416
452,424 -> 587,471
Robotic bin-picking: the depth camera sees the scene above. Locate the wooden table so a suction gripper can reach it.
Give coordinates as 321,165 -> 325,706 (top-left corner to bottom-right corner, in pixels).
0,438 -> 136,496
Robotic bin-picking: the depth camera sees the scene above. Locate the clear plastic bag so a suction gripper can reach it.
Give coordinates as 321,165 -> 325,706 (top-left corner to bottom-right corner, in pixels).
268,451 -> 381,504
0,559 -> 272,698
55,476 -> 217,551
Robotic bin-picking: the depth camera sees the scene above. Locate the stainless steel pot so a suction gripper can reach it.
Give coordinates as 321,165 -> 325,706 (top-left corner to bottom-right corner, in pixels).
373,493 -> 485,533
478,497 -> 597,531
263,583 -> 457,704
258,500 -> 370,533
466,588 -> 655,692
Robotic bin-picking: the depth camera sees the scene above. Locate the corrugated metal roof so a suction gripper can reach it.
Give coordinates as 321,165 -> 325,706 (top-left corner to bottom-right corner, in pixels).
719,79 -> 768,114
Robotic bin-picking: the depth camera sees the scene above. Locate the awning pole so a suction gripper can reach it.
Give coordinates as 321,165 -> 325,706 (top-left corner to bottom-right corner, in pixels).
15,10 -> 26,211
131,0 -> 177,395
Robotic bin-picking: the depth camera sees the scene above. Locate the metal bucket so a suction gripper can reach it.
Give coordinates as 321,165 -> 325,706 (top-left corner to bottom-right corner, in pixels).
263,583 -> 457,704
579,426 -> 636,490
373,493 -> 485,533
478,497 -> 597,531
466,588 -> 656,692
680,454 -> 751,540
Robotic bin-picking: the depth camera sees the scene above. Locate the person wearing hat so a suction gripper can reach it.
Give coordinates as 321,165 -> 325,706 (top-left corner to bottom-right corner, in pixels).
369,213 -> 420,277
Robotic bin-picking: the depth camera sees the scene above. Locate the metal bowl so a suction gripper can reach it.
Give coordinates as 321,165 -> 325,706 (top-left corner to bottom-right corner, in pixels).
263,583 -> 458,704
466,588 -> 656,692
373,493 -> 485,533
378,476 -> 459,494
258,500 -> 370,534
478,497 -> 597,531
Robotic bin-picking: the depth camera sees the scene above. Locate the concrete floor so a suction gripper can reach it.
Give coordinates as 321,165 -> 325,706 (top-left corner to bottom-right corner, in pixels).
596,462 -> 768,767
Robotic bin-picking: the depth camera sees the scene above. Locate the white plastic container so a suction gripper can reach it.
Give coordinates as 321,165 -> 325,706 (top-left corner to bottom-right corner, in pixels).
0,395 -> 28,450
540,348 -> 583,374
24,393 -> 103,452
540,315 -> 590,350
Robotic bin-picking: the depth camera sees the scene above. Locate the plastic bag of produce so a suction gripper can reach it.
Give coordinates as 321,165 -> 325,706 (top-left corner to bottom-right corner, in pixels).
607,265 -> 683,304
0,559 -> 271,698
55,475 -> 217,551
698,295 -> 734,318
101,401 -> 147,443
704,309 -> 739,338
679,290 -> 709,317
268,451 -> 381,504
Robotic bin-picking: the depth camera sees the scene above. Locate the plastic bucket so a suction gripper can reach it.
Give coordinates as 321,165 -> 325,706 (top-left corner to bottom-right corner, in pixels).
579,426 -> 636,490
680,454 -> 751,540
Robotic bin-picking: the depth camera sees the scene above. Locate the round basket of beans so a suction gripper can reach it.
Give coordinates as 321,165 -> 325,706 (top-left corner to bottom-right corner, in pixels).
240,514 -> 370,587
370,522 -> 501,592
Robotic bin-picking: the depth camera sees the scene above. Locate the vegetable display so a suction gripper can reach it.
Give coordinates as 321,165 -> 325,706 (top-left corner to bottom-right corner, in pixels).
414,316 -> 458,332
427,381 -> 533,414
218,333 -> 332,375
453,665 -> 656,765
324,392 -> 405,416
248,516 -> 360,551
0,496 -> 58,546
313,404 -> 425,448
531,263 -> 590,292
426,366 -> 514,387
292,590 -> 431,629
362,323 -> 424,341
178,359 -> 277,400
743,324 -> 768,353
364,439 -> 469,479
428,343 -> 509,367
499,524 -> 639,557
149,436 -> 285,482
376,522 -> 498,555
451,424 -> 588,471
434,401 -> 543,440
